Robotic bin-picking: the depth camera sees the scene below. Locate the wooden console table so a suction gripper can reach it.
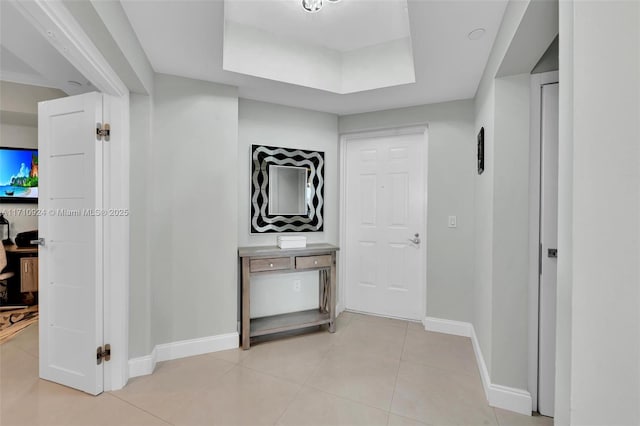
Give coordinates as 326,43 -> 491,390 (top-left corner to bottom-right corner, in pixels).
238,243 -> 339,349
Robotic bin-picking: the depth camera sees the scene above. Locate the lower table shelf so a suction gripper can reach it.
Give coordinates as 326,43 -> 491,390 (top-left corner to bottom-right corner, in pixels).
250,309 -> 331,337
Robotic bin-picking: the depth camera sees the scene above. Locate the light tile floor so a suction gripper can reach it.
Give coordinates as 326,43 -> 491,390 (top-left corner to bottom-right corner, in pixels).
0,312 -> 554,426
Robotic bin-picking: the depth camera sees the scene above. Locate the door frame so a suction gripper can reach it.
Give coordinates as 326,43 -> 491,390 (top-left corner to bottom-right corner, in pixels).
13,0 -> 130,391
528,71 -> 559,412
338,126 -> 429,321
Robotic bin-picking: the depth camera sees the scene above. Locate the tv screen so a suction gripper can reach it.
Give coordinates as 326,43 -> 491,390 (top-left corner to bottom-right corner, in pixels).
0,147 -> 38,203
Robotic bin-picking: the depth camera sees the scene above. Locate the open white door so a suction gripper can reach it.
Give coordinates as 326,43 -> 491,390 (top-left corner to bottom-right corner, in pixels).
38,92 -> 105,395
538,82 -> 559,417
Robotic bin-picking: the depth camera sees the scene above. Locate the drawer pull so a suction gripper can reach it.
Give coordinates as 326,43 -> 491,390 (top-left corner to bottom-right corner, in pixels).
314,260 -> 318,265
270,263 -> 274,268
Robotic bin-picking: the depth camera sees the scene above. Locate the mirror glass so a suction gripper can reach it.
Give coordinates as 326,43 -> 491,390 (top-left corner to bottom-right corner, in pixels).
268,165 -> 309,215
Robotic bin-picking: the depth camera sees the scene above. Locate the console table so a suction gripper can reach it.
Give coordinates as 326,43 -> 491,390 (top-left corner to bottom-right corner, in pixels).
238,243 -> 339,349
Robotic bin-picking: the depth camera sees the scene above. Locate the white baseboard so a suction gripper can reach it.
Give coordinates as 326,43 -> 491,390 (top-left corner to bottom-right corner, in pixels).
489,384 -> 534,416
424,316 -> 532,416
423,316 -> 472,337
128,332 -> 239,379
128,348 -> 157,378
469,324 -> 492,398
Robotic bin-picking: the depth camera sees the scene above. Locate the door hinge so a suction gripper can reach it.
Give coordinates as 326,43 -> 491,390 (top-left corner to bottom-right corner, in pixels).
96,123 -> 111,141
96,344 -> 111,365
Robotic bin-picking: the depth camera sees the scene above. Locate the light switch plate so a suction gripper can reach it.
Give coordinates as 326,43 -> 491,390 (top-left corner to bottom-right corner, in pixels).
448,216 -> 457,228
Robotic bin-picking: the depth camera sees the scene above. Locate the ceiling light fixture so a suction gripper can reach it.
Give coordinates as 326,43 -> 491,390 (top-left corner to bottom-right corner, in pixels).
467,28 -> 486,40
302,0 -> 339,13
67,80 -> 82,87
302,0 -> 322,13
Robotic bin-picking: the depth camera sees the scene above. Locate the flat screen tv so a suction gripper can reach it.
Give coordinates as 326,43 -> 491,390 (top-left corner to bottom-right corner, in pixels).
0,147 -> 38,203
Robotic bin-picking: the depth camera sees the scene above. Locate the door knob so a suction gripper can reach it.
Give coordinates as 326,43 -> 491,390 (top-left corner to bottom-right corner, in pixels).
408,233 -> 421,245
30,238 -> 45,247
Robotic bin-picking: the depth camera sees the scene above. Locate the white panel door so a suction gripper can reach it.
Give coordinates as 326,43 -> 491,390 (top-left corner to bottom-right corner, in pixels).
38,92 -> 104,395
539,82 -> 559,417
345,132 -> 425,320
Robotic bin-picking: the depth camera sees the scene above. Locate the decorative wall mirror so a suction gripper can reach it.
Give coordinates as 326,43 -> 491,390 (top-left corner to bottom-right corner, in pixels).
251,144 -> 324,233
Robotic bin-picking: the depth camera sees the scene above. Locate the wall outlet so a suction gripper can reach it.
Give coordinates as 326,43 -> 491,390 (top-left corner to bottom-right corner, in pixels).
448,215 -> 457,228
293,280 -> 301,292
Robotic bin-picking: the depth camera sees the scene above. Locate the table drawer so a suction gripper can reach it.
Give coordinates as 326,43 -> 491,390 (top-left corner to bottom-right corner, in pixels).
250,257 -> 291,272
296,255 -> 332,269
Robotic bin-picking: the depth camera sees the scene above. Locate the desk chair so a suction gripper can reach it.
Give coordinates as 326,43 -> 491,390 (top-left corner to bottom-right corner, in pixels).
0,244 -> 15,304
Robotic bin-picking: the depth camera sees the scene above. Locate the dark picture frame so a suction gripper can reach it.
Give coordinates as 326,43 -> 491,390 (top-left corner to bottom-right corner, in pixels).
477,127 -> 485,175
250,144 -> 324,233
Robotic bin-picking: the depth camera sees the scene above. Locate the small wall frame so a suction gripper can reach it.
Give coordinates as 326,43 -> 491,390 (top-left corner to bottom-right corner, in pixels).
477,127 -> 485,175
250,144 -> 325,233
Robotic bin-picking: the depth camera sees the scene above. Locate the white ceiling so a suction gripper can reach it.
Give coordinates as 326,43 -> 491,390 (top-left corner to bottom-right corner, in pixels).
122,0 -> 507,115
225,0 -> 411,53
0,1 -> 93,96
223,0 -> 416,94
1,0 -> 509,115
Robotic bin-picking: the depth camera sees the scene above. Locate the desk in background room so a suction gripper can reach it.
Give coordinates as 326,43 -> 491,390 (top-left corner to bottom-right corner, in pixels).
4,245 -> 38,305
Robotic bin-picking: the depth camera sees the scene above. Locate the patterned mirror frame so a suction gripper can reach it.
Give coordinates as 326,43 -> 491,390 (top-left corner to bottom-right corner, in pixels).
251,144 -> 324,233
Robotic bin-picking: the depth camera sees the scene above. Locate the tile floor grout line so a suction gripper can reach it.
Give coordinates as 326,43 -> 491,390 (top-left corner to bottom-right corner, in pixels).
1,342 -> 39,360
300,316 -> 399,404
398,355 -> 483,380
388,320 -> 410,417
302,381 -> 396,414
492,407 -> 502,426
270,323 -> 348,425
238,361 -> 315,387
388,412 -> 432,426
270,367 -> 311,426
299,342 -> 336,388
294,319 -> 401,415
302,326 -> 405,413
401,330 -> 483,379
300,383 -> 392,415
109,358 -> 241,425
108,392 -> 176,426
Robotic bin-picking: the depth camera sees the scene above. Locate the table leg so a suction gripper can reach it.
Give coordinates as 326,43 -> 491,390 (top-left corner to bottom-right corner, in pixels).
241,257 -> 251,349
319,270 -> 324,313
329,252 -> 337,333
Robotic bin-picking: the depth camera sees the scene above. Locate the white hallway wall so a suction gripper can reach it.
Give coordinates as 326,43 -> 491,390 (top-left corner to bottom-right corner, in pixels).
490,73 -> 531,389
472,0 -> 532,388
129,92 -> 153,358
472,0 -> 557,397
555,1 -> 640,424
148,74 -> 239,348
